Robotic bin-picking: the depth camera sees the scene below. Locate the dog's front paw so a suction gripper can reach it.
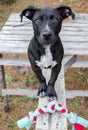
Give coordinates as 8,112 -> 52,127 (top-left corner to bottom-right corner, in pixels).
37,83 -> 47,97
47,86 -> 57,100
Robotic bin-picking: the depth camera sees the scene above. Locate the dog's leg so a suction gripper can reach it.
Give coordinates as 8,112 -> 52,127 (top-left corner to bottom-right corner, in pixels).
32,65 -> 47,97
47,64 -> 61,99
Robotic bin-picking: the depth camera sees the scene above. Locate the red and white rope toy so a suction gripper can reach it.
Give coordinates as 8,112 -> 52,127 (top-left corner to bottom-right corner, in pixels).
17,100 -> 88,130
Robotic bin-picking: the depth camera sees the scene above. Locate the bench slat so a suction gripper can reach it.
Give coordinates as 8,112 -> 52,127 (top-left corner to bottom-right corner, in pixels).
2,26 -> 33,30
0,58 -> 88,68
0,34 -> 32,41
0,35 -> 88,42
5,21 -> 88,28
2,89 -> 88,99
2,25 -> 88,32
72,60 -> 88,68
0,45 -> 88,55
0,41 -> 88,49
62,27 -> 88,31
7,18 -> 88,23
63,42 -> 88,48
0,58 -> 30,66
1,30 -> 33,35
63,22 -> 88,27
6,13 -> 88,25
0,47 -> 27,54
65,49 -> 88,55
61,35 -> 88,42
1,29 -> 88,36
8,13 -> 88,22
2,89 -> 37,98
63,56 -> 77,72
9,13 -> 88,17
66,90 -> 88,98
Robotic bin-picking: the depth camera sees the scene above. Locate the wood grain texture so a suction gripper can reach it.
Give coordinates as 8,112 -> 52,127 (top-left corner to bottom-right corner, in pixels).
36,64 -> 67,130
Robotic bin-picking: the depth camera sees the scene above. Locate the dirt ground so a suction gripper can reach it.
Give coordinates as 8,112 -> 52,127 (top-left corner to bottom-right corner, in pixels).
0,0 -> 88,130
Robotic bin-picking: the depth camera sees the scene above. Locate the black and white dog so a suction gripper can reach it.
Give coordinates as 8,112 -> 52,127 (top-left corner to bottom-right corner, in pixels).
20,5 -> 75,99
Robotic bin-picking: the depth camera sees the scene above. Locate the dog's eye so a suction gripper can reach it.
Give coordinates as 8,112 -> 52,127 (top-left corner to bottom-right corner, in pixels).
35,19 -> 41,24
50,15 -> 58,22
54,18 -> 58,22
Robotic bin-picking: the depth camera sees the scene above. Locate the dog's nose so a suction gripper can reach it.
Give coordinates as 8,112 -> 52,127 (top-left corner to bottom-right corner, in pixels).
43,32 -> 52,40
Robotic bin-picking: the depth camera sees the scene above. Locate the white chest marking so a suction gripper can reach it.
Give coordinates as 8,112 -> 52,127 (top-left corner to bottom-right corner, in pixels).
35,45 -> 57,69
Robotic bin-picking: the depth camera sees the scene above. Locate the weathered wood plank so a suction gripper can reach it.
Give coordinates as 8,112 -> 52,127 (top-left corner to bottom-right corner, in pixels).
65,49 -> 88,55
1,30 -> 33,35
0,41 -> 29,47
8,13 -> 88,21
0,58 -> 88,68
6,13 -> 88,25
36,64 -> 67,130
0,34 -> 33,41
0,40 -> 88,50
2,25 -> 88,32
9,13 -> 88,17
0,47 -> 27,54
7,18 -> 29,22
63,56 -> 77,72
2,89 -> 38,98
0,59 -> 9,112
71,60 -> 88,68
63,23 -> 88,27
66,90 -> 88,99
0,45 -> 88,54
8,13 -> 30,22
1,29 -> 88,36
2,89 -> 88,99
2,26 -> 33,30
36,69 -> 51,130
1,30 -> 88,36
0,45 -> 88,55
63,42 -> 88,49
5,21 -> 32,26
1,35 -> 88,43
61,35 -> 88,42
62,27 -> 88,32
7,17 -> 88,23
0,58 -> 30,66
75,13 -> 88,20
5,21 -> 88,27
0,34 -> 32,40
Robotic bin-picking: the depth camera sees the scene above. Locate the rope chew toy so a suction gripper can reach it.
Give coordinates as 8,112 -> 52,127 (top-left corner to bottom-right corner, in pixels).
17,100 -> 88,130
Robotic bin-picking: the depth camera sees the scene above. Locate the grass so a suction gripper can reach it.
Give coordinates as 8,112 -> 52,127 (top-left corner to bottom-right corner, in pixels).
73,98 -> 79,107
0,2 -> 16,29
7,75 -> 16,85
23,73 -> 38,86
65,68 -> 88,90
0,94 -> 38,130
16,96 -> 28,102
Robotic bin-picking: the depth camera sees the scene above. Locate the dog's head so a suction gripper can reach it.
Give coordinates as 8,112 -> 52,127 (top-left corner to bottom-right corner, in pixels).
20,5 -> 75,45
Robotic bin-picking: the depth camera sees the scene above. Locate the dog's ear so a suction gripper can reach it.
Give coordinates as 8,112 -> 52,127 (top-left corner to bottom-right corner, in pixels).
20,6 -> 39,22
56,5 -> 75,20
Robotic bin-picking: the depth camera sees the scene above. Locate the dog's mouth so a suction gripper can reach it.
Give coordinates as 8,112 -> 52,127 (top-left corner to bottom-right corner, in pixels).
43,37 -> 58,45
39,38 -> 53,45
38,33 -> 57,45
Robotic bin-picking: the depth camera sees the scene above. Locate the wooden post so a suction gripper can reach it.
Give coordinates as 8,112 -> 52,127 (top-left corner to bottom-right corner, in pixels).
0,54 -> 9,112
36,63 -> 67,130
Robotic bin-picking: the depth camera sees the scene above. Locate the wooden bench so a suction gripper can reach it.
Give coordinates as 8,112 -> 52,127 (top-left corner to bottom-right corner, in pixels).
0,13 -> 88,130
